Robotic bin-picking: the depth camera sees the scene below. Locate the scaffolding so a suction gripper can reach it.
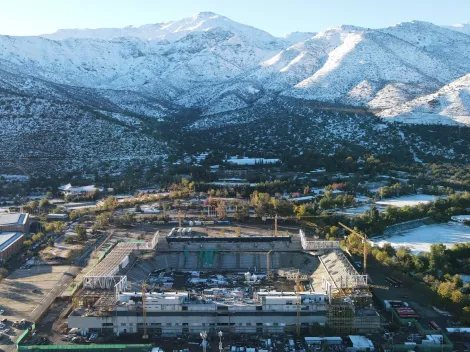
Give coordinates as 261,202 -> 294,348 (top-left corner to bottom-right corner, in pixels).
326,299 -> 356,334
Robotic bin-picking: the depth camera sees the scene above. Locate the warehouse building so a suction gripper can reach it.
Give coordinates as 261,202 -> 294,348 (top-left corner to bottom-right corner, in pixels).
0,213 -> 31,232
0,232 -> 24,262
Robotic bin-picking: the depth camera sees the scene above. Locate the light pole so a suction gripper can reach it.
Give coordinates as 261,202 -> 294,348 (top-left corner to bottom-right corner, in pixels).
200,331 -> 208,352
218,331 -> 223,352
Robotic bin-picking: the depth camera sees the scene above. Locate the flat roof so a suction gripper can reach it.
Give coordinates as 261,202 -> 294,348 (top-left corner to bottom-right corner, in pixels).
0,232 -> 23,252
0,213 -> 27,226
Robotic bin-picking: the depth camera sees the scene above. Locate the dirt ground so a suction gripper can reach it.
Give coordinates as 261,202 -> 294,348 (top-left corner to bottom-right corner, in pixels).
0,265 -> 71,352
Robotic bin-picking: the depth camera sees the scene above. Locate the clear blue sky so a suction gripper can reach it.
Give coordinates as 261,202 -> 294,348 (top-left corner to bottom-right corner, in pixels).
1,0 -> 469,36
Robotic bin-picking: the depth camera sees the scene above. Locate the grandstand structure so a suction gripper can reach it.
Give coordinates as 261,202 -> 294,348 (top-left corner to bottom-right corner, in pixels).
83,232 -> 159,291
320,250 -> 368,294
69,228 -> 380,337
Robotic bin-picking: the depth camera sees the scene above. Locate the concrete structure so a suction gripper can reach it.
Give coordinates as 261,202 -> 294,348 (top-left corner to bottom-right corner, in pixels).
69,229 -> 380,337
68,290 -> 328,336
0,232 -> 24,262
0,213 -> 30,232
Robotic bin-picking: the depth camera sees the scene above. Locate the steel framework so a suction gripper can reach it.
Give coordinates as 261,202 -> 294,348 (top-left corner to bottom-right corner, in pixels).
299,230 -> 340,250
83,231 -> 159,290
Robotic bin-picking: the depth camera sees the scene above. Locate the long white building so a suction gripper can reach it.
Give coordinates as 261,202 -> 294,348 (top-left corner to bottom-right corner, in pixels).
68,290 -> 328,336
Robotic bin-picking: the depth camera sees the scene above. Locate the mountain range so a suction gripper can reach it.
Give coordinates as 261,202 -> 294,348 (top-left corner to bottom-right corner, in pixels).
1,12 -> 470,174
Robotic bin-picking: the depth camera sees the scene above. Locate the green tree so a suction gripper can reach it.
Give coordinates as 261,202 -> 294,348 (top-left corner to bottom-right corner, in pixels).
453,274 -> 464,288
76,225 -> 87,241
234,203 -> 249,222
96,212 -> 113,227
39,197 -> 50,208
47,238 -> 54,247
429,243 -> 448,274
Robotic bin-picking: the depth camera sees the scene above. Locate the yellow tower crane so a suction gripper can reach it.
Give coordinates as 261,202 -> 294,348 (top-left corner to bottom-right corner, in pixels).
338,222 -> 369,275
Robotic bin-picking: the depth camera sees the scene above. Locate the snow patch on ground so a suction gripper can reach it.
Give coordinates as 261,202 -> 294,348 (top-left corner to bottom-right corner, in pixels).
372,222 -> 470,253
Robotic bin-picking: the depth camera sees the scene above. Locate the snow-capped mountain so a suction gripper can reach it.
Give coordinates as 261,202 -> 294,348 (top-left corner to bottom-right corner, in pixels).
378,74 -> 470,125
444,23 -> 470,35
1,13 -> 470,123
2,12 -> 470,174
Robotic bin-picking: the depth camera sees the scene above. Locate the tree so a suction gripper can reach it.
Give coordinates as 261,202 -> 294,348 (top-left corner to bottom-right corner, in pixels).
47,238 -> 54,247
135,204 -> 142,213
24,240 -> 32,247
303,185 -> 310,196
294,204 -> 307,219
234,203 -> 249,222
76,225 -> 87,241
376,251 -> 388,263
216,201 -> 227,220
46,191 -> 53,198
396,247 -> 412,261
235,227 -> 241,237
329,226 -> 339,238
96,212 -> 113,227
101,196 -> 118,210
429,243 -> 448,274
32,233 -> 43,242
39,197 -> 50,208
437,281 -> 455,299
451,290 -> 464,304
117,213 -> 135,227
453,274 -> 464,288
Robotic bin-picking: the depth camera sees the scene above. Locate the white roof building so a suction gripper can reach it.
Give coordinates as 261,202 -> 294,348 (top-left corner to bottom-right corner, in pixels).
59,184 -> 103,195
348,335 -> 375,351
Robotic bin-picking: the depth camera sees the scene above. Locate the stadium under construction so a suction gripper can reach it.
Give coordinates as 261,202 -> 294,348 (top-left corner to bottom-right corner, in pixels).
68,229 -> 380,338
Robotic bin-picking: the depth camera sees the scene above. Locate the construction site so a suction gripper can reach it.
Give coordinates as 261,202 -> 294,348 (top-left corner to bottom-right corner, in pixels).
57,219 -> 383,342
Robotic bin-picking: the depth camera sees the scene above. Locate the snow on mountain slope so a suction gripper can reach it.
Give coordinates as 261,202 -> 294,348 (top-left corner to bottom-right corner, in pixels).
41,12 -> 285,48
379,74 -> 470,125
380,21 -> 470,71
282,26 -> 463,107
282,31 -> 317,44
444,23 -> 470,36
1,13 -> 470,120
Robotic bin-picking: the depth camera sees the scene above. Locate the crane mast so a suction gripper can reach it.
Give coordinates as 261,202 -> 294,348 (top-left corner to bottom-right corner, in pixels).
142,281 -> 148,339
338,222 -> 369,274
